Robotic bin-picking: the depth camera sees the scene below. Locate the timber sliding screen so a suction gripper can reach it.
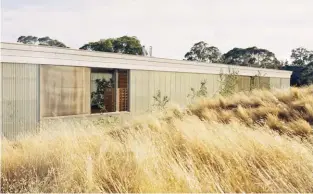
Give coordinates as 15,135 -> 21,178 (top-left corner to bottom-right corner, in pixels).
40,65 -> 129,117
117,70 -> 129,112
40,65 -> 91,117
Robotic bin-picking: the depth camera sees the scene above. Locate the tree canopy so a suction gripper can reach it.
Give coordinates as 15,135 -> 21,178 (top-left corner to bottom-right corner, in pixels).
184,41 -> 221,63
17,36 -> 68,48
222,47 -> 280,69
290,47 -> 313,66
80,36 -> 144,55
299,61 -> 313,85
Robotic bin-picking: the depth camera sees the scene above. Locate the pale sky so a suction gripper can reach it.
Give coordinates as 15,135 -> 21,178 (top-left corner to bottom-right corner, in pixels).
1,0 -> 312,61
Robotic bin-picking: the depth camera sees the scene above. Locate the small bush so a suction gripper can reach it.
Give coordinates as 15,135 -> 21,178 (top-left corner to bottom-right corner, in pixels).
188,80 -> 208,101
152,90 -> 170,110
219,67 -> 239,96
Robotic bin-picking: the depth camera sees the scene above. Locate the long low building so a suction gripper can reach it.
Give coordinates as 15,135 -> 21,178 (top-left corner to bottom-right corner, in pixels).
1,42 -> 292,139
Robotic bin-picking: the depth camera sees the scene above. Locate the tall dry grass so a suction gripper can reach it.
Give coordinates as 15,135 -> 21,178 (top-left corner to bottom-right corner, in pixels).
190,85 -> 313,138
1,85 -> 313,193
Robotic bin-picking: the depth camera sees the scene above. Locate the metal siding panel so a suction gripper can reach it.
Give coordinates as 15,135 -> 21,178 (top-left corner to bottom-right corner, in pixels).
163,72 -> 168,96
135,71 -> 142,112
148,71 -> 155,109
190,74 -> 199,98
0,63 -> 2,135
237,76 -> 251,92
137,70 -> 148,112
213,74 -> 220,95
154,71 -> 161,109
244,76 -> 252,91
185,73 -> 192,103
148,71 -> 154,111
142,71 -> 150,111
260,77 -> 270,89
234,76 -> 240,92
180,73 -> 186,104
281,78 -> 290,89
158,72 -> 165,98
130,70 -> 137,112
170,73 -> 176,103
175,72 -> 181,104
197,74 -> 208,96
2,63 -> 38,139
130,70 -> 136,112
165,72 -> 171,99
270,77 -> 281,89
185,73 -> 191,103
152,71 -> 158,109
130,70 -> 272,112
181,73 -> 186,104
205,74 -> 214,97
188,73 -> 194,99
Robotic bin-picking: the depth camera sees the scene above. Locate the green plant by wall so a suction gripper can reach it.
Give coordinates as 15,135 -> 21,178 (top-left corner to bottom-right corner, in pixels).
188,80 -> 208,100
152,90 -> 170,110
91,78 -> 114,113
219,67 -> 239,96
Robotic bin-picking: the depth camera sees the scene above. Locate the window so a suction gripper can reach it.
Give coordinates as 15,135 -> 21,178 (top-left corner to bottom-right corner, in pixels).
90,68 -> 129,114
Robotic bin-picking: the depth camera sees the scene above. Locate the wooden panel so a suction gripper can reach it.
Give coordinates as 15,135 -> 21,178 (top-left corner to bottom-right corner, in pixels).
119,88 -> 128,111
40,65 -> 90,117
118,70 -> 129,112
118,70 -> 128,88
103,88 -> 115,112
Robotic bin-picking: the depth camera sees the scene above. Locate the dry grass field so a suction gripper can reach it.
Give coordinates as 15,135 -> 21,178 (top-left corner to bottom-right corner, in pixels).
1,85 -> 313,193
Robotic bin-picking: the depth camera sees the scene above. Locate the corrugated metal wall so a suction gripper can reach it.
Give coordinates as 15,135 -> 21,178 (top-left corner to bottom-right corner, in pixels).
0,63 -> 2,134
251,77 -> 271,89
130,70 -> 291,113
280,78 -> 290,89
130,70 -> 221,112
1,63 -> 39,139
270,77 -> 282,89
236,76 -> 252,92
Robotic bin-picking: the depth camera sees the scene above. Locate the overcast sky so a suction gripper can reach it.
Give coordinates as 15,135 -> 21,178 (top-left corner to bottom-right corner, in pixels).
1,0 -> 312,61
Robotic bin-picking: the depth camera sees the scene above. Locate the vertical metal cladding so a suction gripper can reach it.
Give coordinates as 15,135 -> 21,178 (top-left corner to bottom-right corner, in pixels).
130,70 -> 221,113
280,78 -> 291,89
270,77 -> 282,89
1,63 -> 39,139
130,70 -> 291,113
0,63 -> 2,134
